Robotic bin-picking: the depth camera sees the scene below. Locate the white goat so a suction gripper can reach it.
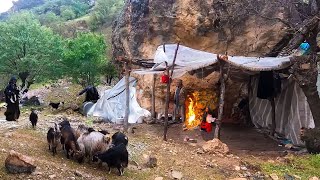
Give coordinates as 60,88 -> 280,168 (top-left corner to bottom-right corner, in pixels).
77,131 -> 111,163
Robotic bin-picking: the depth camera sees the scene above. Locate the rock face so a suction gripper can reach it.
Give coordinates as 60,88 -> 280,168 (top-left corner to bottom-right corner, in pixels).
202,138 -> 229,155
5,150 -> 36,174
113,0 -> 298,119
112,0 -> 296,60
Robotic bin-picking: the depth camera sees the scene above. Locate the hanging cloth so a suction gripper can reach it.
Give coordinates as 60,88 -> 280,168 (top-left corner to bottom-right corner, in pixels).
257,71 -> 281,99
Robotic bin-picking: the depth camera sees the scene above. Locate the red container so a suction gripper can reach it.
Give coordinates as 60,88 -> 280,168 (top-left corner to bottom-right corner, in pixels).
161,74 -> 169,83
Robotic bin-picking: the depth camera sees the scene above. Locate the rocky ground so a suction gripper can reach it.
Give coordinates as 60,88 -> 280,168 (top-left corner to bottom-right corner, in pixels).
0,83 -> 319,180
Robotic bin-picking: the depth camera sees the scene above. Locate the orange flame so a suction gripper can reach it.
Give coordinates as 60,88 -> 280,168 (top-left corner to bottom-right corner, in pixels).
185,94 -> 201,129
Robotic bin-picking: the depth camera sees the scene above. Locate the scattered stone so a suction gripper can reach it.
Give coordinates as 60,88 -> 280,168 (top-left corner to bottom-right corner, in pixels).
188,139 -> 197,143
49,174 -> 56,179
309,177 -> 319,180
145,155 -> 157,168
202,138 -> 229,154
155,177 -> 164,180
1,148 -> 7,153
240,166 -> 248,171
171,170 -> 183,179
229,178 -> 247,180
234,166 -> 241,171
270,173 -> 279,180
293,175 -> 302,180
31,170 -> 43,176
74,170 -> 83,177
285,144 -> 293,149
5,150 -> 36,174
196,148 -> 204,154
4,132 -> 13,138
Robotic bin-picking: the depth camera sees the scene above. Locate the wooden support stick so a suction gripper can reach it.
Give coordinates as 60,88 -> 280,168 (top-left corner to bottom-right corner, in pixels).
124,62 -> 130,132
151,74 -> 156,119
164,43 -> 180,141
214,55 -> 229,139
269,97 -> 276,136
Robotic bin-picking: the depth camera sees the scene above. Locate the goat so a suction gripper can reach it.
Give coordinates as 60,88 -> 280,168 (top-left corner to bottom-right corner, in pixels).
29,110 -> 38,128
93,143 -> 128,176
77,131 -> 111,163
86,127 -> 109,135
61,125 -> 83,162
111,132 -> 128,147
75,124 -> 89,140
47,123 -> 61,156
59,119 -> 74,150
49,102 -> 64,110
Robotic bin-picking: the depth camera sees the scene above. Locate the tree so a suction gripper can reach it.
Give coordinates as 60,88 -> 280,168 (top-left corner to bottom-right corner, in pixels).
63,32 -> 106,87
0,12 -> 64,90
104,61 -> 117,85
60,6 -> 76,21
89,0 -> 124,30
38,12 -> 61,25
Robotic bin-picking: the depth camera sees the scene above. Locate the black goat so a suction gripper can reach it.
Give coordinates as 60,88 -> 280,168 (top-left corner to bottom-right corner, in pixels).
111,132 -> 128,147
87,127 -> 109,135
49,102 -> 64,110
29,110 -> 38,128
93,143 -> 128,176
60,123 -> 82,162
47,123 -> 61,156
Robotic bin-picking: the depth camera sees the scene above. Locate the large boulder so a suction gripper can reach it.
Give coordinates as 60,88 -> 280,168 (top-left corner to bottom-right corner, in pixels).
202,138 -> 229,155
5,150 -> 36,174
112,0 -> 300,60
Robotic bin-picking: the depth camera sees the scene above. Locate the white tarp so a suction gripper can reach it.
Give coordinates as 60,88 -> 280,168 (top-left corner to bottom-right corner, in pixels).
133,44 -> 293,77
87,77 -> 151,124
249,77 -> 315,145
134,44 -> 218,78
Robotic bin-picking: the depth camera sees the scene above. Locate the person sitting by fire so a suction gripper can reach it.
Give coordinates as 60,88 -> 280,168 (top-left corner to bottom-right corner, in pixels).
173,79 -> 186,123
200,107 -> 217,133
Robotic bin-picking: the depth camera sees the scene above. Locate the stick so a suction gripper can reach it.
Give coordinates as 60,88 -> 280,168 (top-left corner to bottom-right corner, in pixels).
124,62 -> 130,132
164,43 -> 180,141
151,74 -> 156,119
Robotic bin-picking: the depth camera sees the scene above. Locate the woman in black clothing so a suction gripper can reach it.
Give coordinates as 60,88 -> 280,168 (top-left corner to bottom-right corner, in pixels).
4,77 -> 20,121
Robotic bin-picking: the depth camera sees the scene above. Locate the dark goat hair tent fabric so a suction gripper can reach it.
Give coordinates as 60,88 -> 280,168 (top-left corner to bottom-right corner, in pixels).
257,71 -> 281,99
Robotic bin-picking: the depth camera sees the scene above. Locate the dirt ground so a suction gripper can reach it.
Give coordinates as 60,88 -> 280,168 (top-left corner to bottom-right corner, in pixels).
0,105 -> 293,180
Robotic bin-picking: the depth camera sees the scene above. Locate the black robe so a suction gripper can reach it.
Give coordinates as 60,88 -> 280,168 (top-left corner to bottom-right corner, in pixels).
4,83 -> 20,121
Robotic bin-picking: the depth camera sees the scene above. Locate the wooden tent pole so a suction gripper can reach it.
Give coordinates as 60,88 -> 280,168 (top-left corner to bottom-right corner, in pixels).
270,97 -> 276,136
214,55 -> 229,139
124,62 -> 130,132
164,43 -> 180,141
151,74 -> 156,119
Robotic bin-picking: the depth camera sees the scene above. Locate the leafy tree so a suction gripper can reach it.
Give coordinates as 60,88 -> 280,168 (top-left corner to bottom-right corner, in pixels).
104,61 -> 117,85
12,0 -> 45,11
0,12 -> 64,90
60,6 -> 76,20
63,32 -> 106,87
89,0 -> 124,30
38,12 -> 61,25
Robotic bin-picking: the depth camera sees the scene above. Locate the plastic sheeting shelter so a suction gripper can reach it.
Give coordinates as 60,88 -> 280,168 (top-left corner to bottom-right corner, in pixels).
134,44 -> 292,77
87,77 -> 151,124
133,44 -> 314,145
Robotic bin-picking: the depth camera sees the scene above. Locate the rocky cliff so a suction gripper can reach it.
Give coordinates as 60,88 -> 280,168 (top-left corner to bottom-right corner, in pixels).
112,0 -> 301,120
112,0 -> 301,59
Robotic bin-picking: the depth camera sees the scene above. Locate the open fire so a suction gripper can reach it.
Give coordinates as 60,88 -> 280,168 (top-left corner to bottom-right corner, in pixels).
185,90 -> 218,129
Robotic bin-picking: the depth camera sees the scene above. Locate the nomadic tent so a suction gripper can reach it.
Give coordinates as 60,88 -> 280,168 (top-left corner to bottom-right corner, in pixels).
87,77 -> 151,124
133,44 -> 315,145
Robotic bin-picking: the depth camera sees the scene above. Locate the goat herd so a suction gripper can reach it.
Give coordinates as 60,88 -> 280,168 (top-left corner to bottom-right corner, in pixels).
45,118 -> 129,176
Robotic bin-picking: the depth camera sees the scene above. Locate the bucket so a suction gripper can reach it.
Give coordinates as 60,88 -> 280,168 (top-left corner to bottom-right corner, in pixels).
82,102 -> 94,116
116,118 -> 124,124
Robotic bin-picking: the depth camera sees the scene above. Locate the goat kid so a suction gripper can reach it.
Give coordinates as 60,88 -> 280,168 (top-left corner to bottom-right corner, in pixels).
93,143 -> 128,176
47,123 -> 61,156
